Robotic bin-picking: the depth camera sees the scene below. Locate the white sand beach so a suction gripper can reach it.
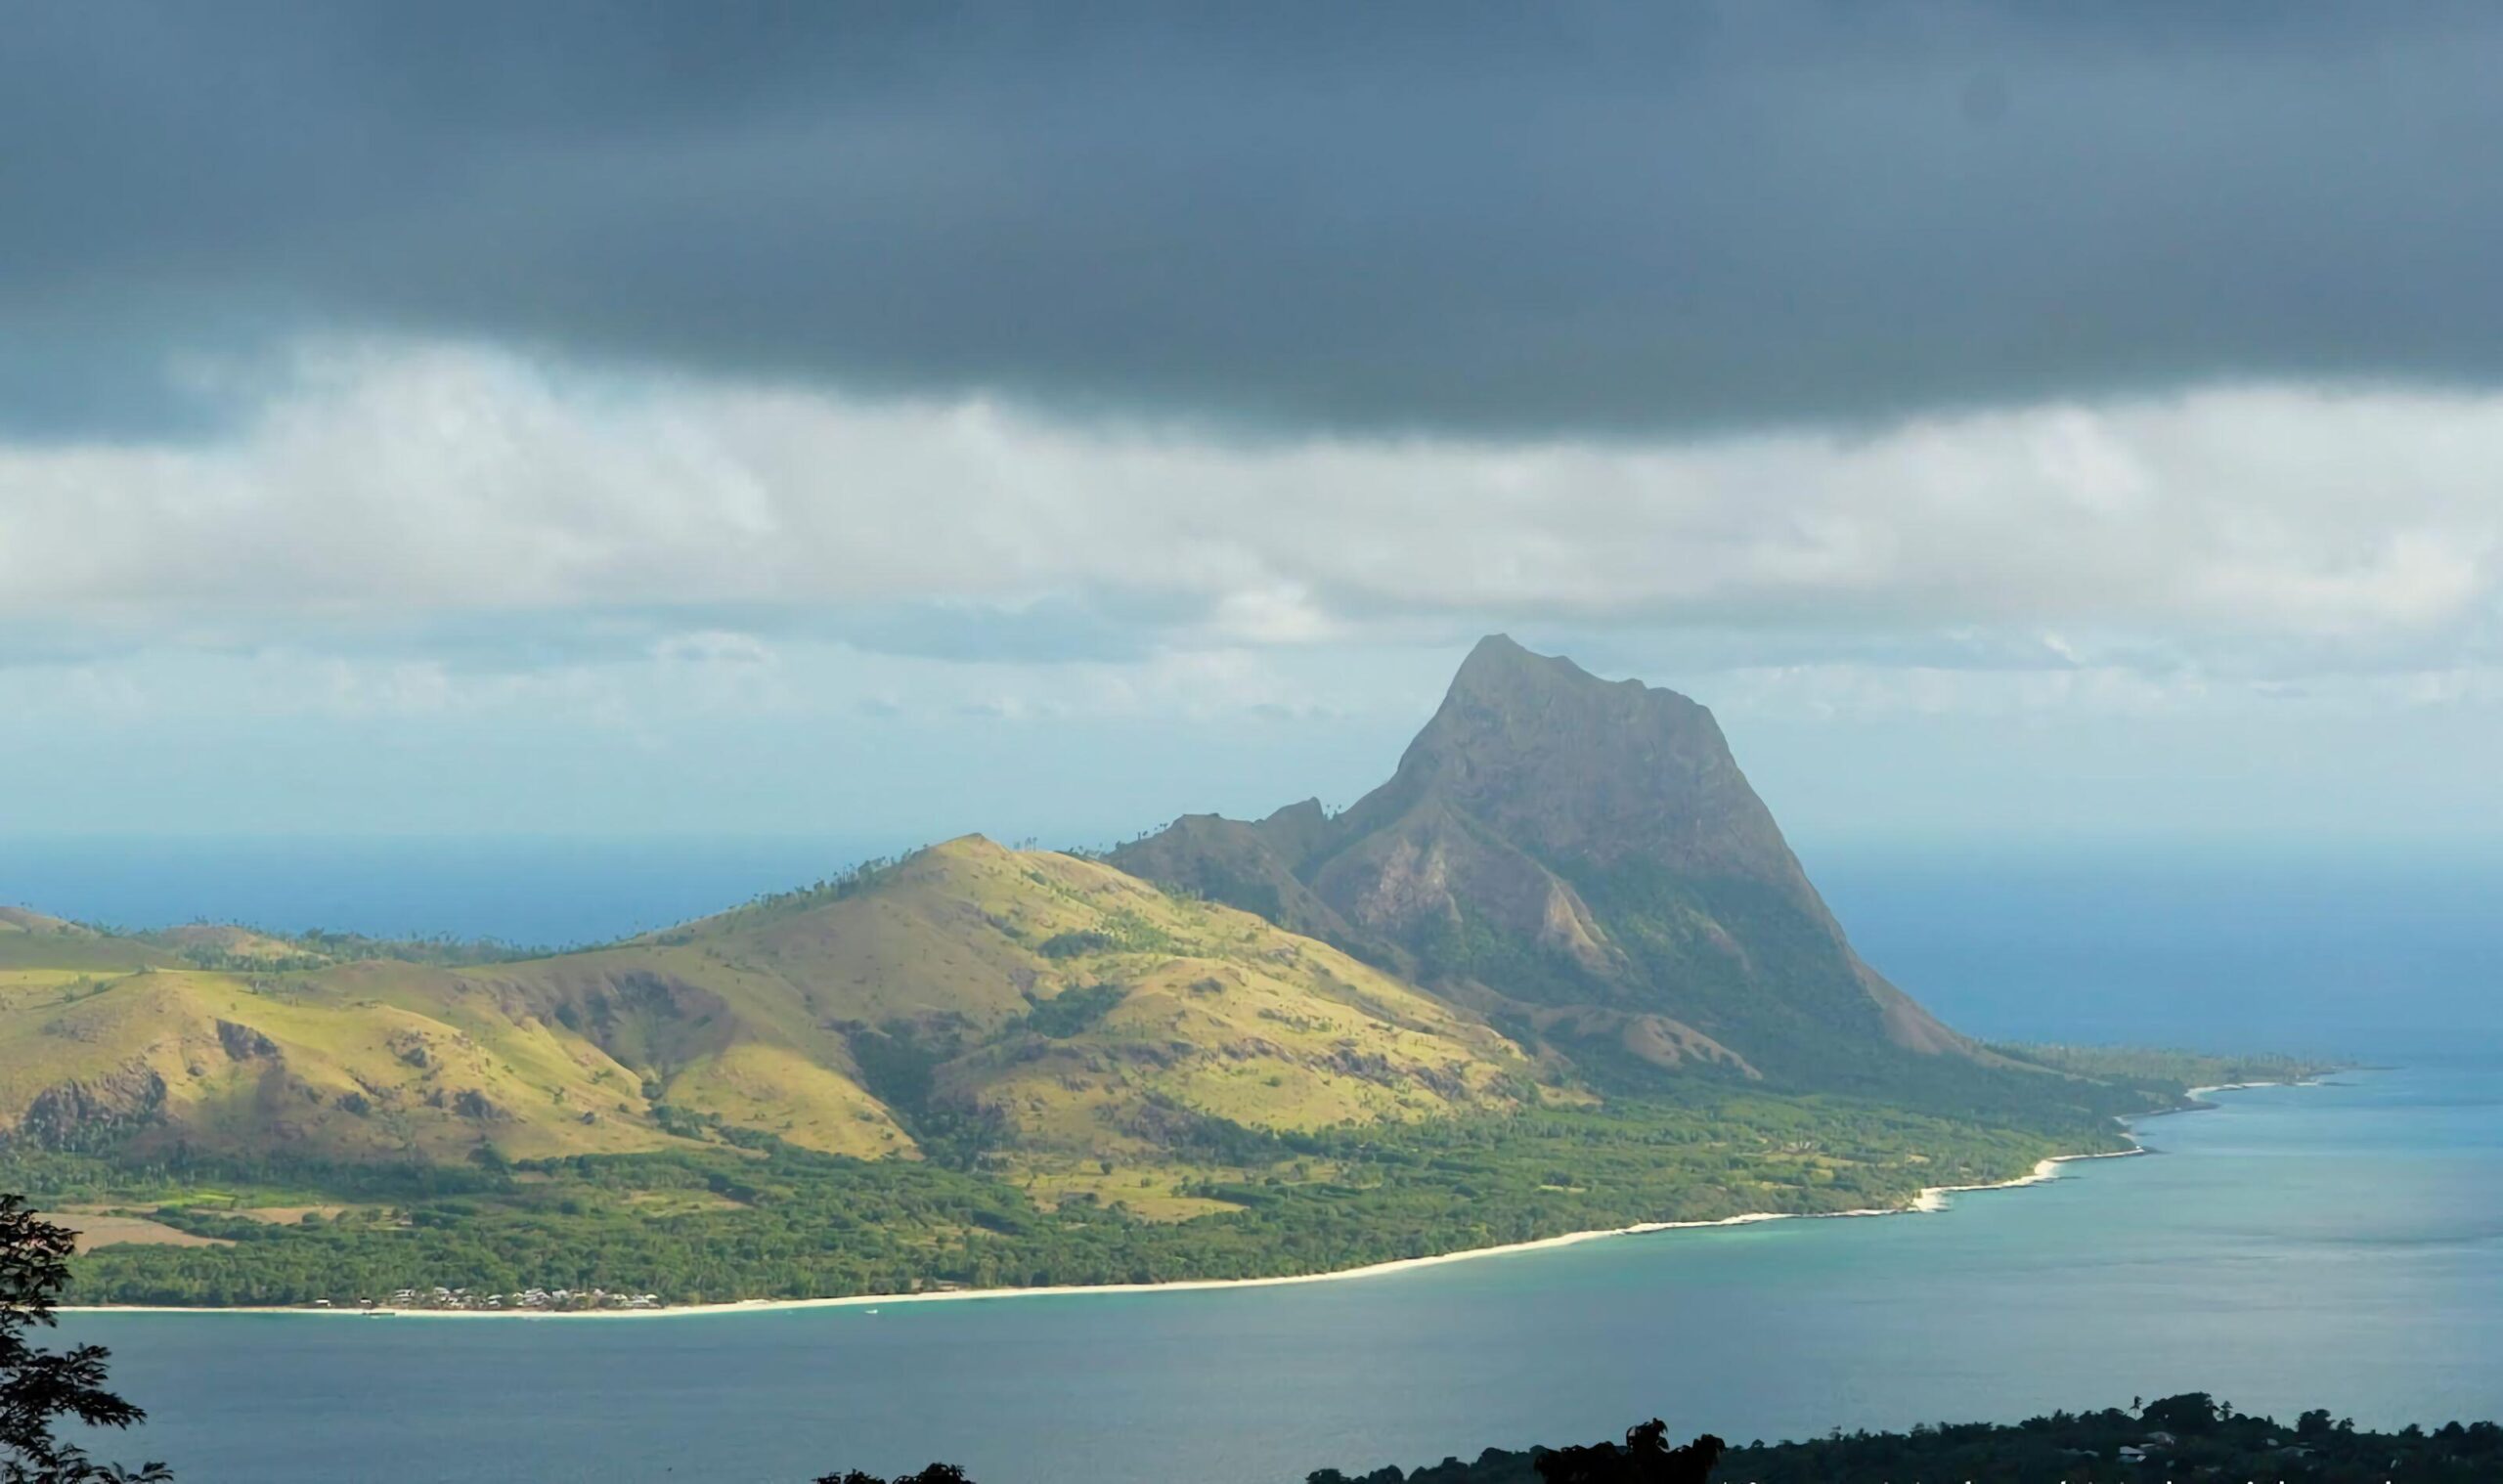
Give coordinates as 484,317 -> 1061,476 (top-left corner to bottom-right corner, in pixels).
60,1147 -> 2146,1322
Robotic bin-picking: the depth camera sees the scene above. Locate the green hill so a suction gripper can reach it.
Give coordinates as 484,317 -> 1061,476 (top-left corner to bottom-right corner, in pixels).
1,839 -> 1529,1192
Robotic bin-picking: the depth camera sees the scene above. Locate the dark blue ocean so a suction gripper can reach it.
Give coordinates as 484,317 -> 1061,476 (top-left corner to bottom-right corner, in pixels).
20,834 -> 2502,1482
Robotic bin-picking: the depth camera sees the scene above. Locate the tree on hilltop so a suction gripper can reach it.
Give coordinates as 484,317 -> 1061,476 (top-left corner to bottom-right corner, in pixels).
1530,1419 -> 1725,1484
814,1465 -> 971,1484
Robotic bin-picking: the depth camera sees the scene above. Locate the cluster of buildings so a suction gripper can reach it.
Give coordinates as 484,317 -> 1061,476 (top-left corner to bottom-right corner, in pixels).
2063,1427 -> 2333,1468
306,1286 -> 666,1313
2059,1431 -> 2179,1467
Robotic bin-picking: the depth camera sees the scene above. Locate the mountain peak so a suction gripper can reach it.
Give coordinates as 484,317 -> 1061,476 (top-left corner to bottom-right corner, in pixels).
1383,638 -> 1744,875
924,833 -> 1008,859
1450,633 -> 1578,691
1114,639 -> 1978,1079
1446,633 -> 1663,706
1461,631 -> 1532,665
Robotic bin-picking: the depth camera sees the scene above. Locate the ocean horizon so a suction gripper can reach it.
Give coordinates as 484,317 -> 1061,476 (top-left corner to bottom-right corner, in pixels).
8,831 -> 2494,1058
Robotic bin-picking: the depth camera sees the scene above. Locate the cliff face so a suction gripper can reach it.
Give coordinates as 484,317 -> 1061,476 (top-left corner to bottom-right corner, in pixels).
1116,635 -> 1976,1085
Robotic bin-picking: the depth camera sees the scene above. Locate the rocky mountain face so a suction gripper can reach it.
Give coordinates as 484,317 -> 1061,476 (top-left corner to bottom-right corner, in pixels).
1114,635 -> 1976,1086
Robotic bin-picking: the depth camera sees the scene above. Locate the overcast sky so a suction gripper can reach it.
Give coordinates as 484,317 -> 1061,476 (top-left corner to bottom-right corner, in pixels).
7,2 -> 2503,849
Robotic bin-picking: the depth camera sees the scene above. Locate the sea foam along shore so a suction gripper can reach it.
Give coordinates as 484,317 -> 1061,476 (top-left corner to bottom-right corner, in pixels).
64,1080 -> 2315,1323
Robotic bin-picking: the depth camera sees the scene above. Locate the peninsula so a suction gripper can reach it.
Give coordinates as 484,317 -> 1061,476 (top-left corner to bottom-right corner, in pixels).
0,639 -> 2332,1309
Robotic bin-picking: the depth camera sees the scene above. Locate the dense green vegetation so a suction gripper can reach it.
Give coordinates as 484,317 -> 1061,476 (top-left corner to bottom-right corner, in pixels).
1998,1043 -> 2345,1100
31,1087 -> 2122,1308
1314,1393 -> 2503,1483
1014,981 -> 1126,1038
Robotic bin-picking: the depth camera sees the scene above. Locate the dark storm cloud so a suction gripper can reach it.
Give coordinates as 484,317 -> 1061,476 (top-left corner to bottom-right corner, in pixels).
9,2 -> 2503,439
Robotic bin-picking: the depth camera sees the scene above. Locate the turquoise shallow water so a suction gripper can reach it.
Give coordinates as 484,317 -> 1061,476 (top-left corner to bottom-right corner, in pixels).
60,1058 -> 2503,1484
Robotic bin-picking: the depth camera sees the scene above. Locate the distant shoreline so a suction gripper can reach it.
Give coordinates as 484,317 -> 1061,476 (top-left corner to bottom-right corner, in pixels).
63,1079 -> 2321,1322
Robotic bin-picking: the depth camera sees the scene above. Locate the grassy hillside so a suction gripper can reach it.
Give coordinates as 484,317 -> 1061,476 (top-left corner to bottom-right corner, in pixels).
0,839 -> 1531,1187
0,908 -> 168,975
0,961 -> 677,1162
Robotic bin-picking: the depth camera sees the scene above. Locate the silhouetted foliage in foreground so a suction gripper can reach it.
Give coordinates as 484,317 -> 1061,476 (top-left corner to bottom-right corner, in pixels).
0,1197 -> 168,1483
817,1394 -> 2503,1482
1307,1394 -> 2503,1484
1525,1420 -> 1721,1484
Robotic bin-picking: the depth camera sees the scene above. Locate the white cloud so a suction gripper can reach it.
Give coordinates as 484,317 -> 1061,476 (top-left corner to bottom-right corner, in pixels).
4,338 -> 2501,699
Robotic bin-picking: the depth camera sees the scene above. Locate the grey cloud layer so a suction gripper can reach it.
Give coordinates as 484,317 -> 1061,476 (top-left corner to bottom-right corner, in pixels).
11,3 -> 2503,437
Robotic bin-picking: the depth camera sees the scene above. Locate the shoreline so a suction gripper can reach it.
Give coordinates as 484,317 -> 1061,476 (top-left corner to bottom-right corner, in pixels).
61,1080 -> 2314,1323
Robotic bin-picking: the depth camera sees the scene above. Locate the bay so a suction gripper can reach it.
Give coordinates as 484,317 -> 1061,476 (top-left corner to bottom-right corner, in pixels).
63,1057 -> 2503,1484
